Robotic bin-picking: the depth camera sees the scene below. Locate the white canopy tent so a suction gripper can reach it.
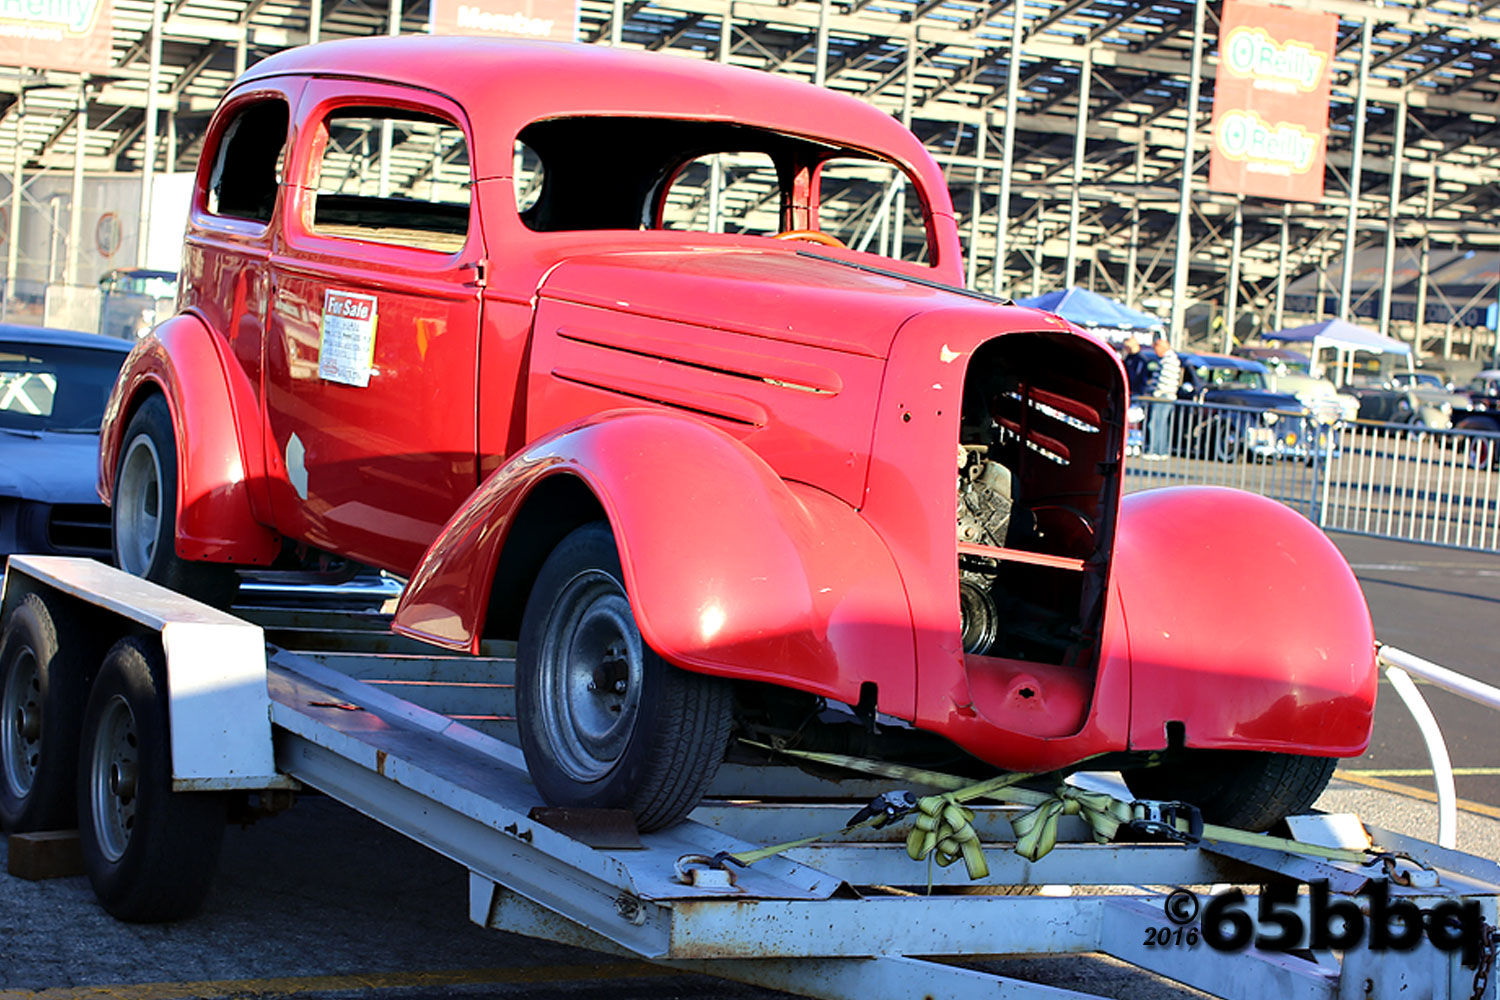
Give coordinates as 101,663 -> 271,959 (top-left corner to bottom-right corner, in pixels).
1266,318 -> 1413,387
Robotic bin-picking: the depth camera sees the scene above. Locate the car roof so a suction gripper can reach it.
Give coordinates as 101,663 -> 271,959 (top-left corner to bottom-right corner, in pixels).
237,37 -> 948,204
1178,350 -> 1269,374
0,324 -> 134,354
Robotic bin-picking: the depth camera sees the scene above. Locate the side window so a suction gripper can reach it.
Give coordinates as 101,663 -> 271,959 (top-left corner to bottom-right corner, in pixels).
816,157 -> 919,263
660,152 -> 780,237
309,107 -> 471,253
207,100 -> 289,223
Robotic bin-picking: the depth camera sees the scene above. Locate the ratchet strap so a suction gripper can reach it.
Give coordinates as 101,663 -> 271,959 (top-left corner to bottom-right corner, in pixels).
721,744 -> 1385,881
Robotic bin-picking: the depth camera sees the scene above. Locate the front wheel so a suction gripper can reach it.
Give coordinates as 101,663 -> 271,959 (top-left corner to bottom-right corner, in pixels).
516,522 -> 733,831
1123,750 -> 1337,832
112,396 -> 239,608
78,638 -> 226,921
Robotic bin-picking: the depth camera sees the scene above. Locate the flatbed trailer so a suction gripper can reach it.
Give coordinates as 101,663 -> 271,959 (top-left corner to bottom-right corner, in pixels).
4,555 -> 1497,1000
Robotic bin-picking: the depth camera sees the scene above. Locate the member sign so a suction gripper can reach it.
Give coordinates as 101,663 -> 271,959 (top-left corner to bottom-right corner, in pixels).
0,0 -> 115,73
429,0 -> 576,41
1208,0 -> 1337,202
318,290 -> 379,388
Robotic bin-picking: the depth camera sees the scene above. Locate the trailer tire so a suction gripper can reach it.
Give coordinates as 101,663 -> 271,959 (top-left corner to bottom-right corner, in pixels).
0,593 -> 84,831
77,637 -> 225,922
1123,750 -> 1337,832
113,396 -> 239,608
516,521 -> 733,831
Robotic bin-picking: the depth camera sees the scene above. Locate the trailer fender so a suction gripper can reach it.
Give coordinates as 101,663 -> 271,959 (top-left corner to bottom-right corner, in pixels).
99,313 -> 279,565
1115,486 -> 1375,756
394,409 -> 918,719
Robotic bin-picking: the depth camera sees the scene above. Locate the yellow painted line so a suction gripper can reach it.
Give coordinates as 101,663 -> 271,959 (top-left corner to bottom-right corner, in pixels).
1343,767 -> 1500,777
0,963 -> 677,1000
1334,770 -> 1500,821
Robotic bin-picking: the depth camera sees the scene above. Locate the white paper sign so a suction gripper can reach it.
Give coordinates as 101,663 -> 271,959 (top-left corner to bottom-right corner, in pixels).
318,290 -> 379,387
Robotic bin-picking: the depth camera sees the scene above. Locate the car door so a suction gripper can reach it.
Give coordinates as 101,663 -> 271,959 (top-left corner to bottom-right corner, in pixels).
265,81 -> 484,574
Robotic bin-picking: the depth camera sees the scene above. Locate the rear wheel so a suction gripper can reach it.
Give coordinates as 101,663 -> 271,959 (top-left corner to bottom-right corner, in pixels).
0,594 -> 84,831
78,638 -> 226,921
516,522 -> 733,831
113,396 -> 239,608
1456,417 -> 1499,469
1123,750 -> 1337,832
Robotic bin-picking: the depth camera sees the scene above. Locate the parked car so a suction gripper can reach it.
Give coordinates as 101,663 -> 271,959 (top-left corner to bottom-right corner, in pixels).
97,269 -> 178,341
1346,374 -> 1455,429
1233,345 -> 1359,423
0,325 -> 129,562
1452,369 -> 1500,466
1178,352 -> 1333,461
93,37 -> 1375,838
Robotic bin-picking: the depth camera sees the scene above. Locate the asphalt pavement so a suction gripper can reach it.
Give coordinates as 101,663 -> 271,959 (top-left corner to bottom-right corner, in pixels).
0,532 -> 1496,1000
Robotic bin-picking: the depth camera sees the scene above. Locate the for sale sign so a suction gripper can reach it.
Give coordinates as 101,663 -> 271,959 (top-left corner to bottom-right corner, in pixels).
428,0 -> 576,41
1208,0 -> 1337,202
318,290 -> 379,388
0,0 -> 114,73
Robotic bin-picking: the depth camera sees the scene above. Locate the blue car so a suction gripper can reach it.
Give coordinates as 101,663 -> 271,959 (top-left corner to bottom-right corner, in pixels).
0,325 -> 131,561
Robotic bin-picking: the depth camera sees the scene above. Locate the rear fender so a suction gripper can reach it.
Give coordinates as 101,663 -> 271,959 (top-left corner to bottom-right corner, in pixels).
1116,487 -> 1375,756
393,409 -> 917,719
99,313 -> 279,565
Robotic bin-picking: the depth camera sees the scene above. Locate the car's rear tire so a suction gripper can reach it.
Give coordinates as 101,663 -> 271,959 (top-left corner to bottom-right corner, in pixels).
112,396 -> 239,608
1211,420 -> 1241,463
516,521 -> 733,831
1456,417 -> 1499,469
0,593 -> 84,831
78,638 -> 226,922
1123,750 -> 1337,832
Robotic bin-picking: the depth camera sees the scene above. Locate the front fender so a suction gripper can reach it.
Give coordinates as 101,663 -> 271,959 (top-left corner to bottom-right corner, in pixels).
99,313 -> 279,565
393,409 -> 917,719
1116,487 -> 1375,756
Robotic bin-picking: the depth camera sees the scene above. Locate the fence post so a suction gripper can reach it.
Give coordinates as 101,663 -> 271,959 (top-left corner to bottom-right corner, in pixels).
1316,422 -> 1335,528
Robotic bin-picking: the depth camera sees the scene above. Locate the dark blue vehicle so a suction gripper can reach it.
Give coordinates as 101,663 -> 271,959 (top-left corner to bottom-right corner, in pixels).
0,325 -> 131,561
1130,349 -> 1333,462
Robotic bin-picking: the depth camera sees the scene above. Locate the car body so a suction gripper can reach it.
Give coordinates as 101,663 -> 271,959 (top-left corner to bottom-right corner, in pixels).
0,325 -> 129,561
1179,352 -> 1335,460
97,37 -> 1376,829
1346,373 -> 1456,429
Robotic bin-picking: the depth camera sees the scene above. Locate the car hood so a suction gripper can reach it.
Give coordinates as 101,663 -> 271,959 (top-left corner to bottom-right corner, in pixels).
0,430 -> 102,503
535,247 -> 986,359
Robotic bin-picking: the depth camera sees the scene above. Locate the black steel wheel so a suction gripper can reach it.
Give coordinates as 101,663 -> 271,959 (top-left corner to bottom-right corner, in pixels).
1124,750 -> 1337,832
112,395 -> 239,608
0,593 -> 84,831
516,521 -> 733,831
77,637 -> 226,922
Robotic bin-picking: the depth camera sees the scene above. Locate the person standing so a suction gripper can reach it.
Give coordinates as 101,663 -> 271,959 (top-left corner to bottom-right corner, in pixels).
1146,335 -> 1182,458
1122,335 -> 1150,397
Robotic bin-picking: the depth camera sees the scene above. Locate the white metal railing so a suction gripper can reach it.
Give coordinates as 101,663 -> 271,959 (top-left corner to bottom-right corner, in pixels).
1375,643 -> 1500,849
1123,403 -> 1500,555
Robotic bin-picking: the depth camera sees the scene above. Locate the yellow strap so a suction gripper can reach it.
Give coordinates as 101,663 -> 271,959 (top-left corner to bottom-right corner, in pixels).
734,744 -> 1376,873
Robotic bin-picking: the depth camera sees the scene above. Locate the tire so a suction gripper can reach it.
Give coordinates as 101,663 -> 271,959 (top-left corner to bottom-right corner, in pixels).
1456,417 -> 1499,469
1123,750 -> 1337,832
112,396 -> 239,608
516,522 -> 733,831
1211,420 -> 1241,463
0,594 -> 85,831
77,637 -> 226,922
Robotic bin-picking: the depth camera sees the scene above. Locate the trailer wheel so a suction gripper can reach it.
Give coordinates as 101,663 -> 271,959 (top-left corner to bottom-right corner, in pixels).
77,637 -> 225,922
113,396 -> 238,608
516,522 -> 733,831
1123,750 -> 1337,832
0,593 -> 84,831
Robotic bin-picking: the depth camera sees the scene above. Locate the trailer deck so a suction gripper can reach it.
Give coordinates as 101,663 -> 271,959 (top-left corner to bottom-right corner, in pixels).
4,556 -> 1498,1000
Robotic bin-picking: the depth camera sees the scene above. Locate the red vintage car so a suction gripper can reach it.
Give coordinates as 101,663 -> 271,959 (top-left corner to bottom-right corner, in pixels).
97,36 -> 1375,832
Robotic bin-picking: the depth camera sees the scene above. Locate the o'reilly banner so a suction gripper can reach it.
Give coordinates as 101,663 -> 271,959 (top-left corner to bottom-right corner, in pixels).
429,0 -> 577,41
0,0 -> 114,72
1208,0 -> 1337,202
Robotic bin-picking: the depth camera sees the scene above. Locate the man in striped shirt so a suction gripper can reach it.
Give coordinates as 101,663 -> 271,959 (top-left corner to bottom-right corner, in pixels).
1146,335 -> 1182,458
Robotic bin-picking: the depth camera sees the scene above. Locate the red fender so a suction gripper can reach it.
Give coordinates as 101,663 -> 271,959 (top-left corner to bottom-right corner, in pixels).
1115,486 -> 1375,756
393,409 -> 918,720
99,313 -> 280,566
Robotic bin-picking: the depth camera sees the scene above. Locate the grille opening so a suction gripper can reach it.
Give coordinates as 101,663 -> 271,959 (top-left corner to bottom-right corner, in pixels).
46,503 -> 113,557
956,333 -> 1124,669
